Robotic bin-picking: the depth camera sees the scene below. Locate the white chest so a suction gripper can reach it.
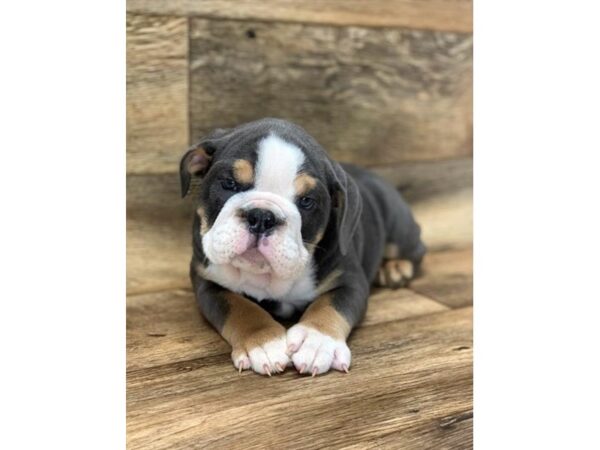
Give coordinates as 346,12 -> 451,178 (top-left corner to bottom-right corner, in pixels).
199,262 -> 317,310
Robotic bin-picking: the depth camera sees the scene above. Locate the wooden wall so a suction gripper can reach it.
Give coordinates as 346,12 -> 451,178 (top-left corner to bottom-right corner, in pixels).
127,14 -> 189,173
188,20 -> 472,169
127,0 -> 472,174
126,1 -> 473,293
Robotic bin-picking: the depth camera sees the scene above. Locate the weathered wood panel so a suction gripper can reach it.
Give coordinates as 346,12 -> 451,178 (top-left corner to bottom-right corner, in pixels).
363,288 -> 449,327
127,289 -> 224,371
368,410 -> 473,449
127,306 -> 472,449
126,174 -> 193,294
126,163 -> 472,294
127,0 -> 473,33
412,247 -> 473,308
375,157 -> 472,203
185,19 -> 472,174
127,14 -> 189,174
413,187 -> 472,251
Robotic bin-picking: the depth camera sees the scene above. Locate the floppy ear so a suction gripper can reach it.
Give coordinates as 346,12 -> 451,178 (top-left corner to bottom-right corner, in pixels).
179,128 -> 231,197
327,161 -> 363,256
179,144 -> 213,198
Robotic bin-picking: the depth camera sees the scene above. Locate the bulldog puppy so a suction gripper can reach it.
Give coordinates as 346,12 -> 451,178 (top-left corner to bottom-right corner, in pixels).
180,118 -> 426,376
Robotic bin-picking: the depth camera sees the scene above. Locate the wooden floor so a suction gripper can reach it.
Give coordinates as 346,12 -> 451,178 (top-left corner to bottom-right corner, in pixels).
127,256 -> 473,449
127,173 -> 473,449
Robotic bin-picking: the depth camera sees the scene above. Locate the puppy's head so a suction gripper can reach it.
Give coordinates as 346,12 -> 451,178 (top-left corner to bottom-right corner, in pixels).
180,118 -> 361,281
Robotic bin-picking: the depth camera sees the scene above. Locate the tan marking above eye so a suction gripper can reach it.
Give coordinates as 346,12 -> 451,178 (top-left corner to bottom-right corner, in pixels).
294,173 -> 317,196
233,159 -> 254,184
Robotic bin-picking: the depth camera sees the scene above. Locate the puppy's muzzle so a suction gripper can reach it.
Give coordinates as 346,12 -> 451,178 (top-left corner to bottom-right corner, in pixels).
242,208 -> 284,235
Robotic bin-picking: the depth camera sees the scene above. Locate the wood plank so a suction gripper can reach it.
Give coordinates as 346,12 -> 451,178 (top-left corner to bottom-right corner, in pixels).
127,287 -> 448,371
126,169 -> 471,294
127,0 -> 472,33
413,187 -> 472,251
127,14 -> 189,174
127,307 -> 472,449
126,174 -> 193,294
366,410 -> 473,449
374,157 -> 472,203
127,289 -> 224,372
184,19 -> 472,174
412,247 -> 473,308
363,288 -> 448,327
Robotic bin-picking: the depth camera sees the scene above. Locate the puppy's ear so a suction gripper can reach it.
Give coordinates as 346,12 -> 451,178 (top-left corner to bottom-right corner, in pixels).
179,128 -> 231,197
179,144 -> 212,197
327,161 -> 363,256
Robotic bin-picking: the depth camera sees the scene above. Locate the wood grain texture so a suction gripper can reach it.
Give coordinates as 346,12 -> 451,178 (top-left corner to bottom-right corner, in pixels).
127,0 -> 473,33
412,246 -> 473,308
413,187 -> 472,251
183,19 -> 473,173
126,174 -> 193,294
362,288 -> 449,327
126,166 -> 472,294
374,157 -> 472,203
127,14 -> 189,174
364,410 -> 473,449
127,289 -> 225,371
127,306 -> 472,449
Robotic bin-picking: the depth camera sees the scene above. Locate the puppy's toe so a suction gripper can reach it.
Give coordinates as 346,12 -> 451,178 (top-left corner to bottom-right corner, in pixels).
376,259 -> 414,289
397,260 -> 414,279
288,324 -> 351,376
286,323 -> 309,354
331,344 -> 352,373
231,348 -> 251,373
246,335 -> 290,376
311,343 -> 335,375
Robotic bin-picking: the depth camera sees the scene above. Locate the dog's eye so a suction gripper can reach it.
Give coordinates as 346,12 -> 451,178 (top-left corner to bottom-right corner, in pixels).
221,178 -> 239,192
298,196 -> 316,210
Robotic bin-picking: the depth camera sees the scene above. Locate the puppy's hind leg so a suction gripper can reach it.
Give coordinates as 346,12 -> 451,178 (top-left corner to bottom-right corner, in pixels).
372,179 -> 426,289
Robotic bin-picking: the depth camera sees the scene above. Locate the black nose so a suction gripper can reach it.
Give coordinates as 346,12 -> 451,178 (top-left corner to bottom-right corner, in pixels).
246,208 -> 277,234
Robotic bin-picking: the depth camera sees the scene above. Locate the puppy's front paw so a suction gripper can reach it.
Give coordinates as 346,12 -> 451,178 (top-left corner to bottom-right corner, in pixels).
232,331 -> 290,376
286,324 -> 351,376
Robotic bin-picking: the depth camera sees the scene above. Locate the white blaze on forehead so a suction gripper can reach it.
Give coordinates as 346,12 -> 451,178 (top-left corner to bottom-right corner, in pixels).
255,134 -> 305,200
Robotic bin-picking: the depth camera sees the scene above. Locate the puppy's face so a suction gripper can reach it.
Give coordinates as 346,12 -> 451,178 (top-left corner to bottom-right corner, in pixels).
181,125 -> 333,281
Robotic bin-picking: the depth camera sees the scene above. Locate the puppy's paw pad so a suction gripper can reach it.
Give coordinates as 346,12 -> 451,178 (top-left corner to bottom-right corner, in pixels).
287,325 -> 351,376
246,335 -> 290,376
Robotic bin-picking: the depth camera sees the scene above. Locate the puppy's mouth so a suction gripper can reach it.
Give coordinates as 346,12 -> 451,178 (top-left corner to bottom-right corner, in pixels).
239,247 -> 268,265
233,235 -> 272,273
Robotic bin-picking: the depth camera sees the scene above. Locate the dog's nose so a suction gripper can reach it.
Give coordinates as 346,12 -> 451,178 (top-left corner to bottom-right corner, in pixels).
245,208 -> 277,234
